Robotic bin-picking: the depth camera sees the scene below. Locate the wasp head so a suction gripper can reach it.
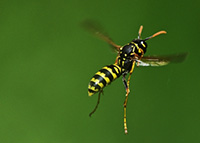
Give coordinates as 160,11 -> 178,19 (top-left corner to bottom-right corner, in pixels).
132,39 -> 148,54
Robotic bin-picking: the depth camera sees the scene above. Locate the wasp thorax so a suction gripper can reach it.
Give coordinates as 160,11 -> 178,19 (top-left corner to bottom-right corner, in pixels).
120,45 -> 135,57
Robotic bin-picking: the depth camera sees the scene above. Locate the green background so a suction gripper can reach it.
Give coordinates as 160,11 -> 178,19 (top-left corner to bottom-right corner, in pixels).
0,0 -> 199,143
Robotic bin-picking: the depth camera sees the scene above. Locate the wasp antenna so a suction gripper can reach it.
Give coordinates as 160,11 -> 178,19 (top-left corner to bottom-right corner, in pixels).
144,30 -> 167,41
138,25 -> 143,39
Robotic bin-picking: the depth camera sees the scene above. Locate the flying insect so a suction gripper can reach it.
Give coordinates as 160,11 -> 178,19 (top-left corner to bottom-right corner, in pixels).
82,20 -> 187,134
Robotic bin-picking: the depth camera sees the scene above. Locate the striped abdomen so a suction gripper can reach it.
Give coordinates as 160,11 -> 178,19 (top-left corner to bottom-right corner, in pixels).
88,64 -> 122,96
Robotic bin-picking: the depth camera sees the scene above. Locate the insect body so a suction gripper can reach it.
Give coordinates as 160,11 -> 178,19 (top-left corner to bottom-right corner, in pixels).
83,21 -> 187,134
88,64 -> 122,97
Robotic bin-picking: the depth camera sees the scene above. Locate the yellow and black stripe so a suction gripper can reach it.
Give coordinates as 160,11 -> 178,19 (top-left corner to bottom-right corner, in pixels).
88,64 -> 122,96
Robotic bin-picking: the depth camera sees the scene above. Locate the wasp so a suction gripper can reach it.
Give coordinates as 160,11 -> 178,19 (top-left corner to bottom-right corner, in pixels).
82,20 -> 187,134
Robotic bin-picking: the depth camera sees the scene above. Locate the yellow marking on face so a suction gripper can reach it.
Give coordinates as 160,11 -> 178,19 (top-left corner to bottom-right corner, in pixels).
139,48 -> 144,54
141,42 -> 146,47
138,48 -> 143,53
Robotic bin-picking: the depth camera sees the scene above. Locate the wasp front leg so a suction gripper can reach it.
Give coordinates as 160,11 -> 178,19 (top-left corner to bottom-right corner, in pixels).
127,61 -> 135,86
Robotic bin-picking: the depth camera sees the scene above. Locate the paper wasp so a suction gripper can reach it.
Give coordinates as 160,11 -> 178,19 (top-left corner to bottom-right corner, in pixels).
82,20 -> 187,134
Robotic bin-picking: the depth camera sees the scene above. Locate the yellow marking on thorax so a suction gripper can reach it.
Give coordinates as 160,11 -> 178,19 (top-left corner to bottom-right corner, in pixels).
118,59 -> 121,64
134,43 -> 139,49
131,45 -> 135,51
122,61 -> 125,67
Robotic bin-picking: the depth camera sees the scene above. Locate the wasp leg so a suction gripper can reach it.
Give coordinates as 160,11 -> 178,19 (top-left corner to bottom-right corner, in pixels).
89,90 -> 103,117
122,74 -> 129,134
127,61 -> 136,86
122,61 -> 136,134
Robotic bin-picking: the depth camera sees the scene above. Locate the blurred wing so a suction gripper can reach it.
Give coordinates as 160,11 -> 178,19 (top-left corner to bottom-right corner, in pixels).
81,20 -> 121,51
137,53 -> 188,67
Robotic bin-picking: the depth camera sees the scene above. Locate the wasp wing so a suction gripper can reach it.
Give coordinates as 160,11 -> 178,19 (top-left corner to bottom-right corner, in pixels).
137,53 -> 188,67
81,20 -> 121,51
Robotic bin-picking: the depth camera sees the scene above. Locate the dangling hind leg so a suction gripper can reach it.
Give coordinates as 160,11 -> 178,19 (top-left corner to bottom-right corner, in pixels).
89,90 -> 103,117
122,62 -> 135,134
122,74 -> 130,134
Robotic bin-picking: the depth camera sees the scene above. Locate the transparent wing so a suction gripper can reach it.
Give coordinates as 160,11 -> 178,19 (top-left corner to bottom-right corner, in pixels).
137,53 -> 188,67
81,20 -> 121,51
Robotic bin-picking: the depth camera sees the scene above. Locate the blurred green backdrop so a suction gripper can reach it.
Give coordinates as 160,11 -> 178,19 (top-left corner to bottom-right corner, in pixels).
0,0 -> 199,143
